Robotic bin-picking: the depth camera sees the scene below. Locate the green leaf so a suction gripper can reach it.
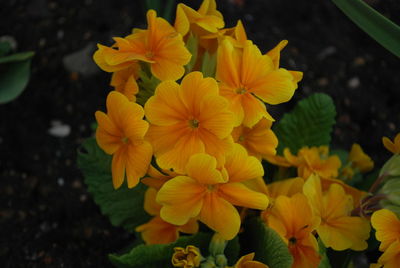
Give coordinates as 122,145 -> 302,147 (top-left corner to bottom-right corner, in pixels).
225,236 -> 240,266
274,93 -> 336,154
332,0 -> 400,57
185,33 -> 198,73
0,51 -> 34,64
109,232 -> 212,268
242,217 -> 293,268
201,51 -> 217,78
0,59 -> 32,104
0,41 -> 11,56
77,137 -> 151,231
318,238 -> 331,268
162,0 -> 176,23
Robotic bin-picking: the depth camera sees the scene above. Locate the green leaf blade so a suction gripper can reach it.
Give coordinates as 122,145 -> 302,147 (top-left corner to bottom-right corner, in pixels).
274,93 -> 336,154
0,59 -> 32,104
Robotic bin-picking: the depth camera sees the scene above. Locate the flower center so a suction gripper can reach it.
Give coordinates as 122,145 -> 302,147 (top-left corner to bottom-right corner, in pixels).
188,119 -> 200,129
236,87 -> 247,94
121,137 -> 129,144
207,184 -> 216,191
145,51 -> 154,59
288,237 -> 297,245
238,135 -> 245,142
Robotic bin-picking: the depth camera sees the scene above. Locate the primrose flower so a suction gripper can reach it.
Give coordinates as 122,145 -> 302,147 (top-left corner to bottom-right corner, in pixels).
172,245 -> 201,268
231,253 -> 269,268
216,40 -> 299,127
145,71 -> 235,173
348,143 -> 374,172
231,118 -> 278,160
110,65 -> 140,101
284,146 -> 341,179
95,91 -> 152,189
136,188 -> 198,245
156,149 -> 268,240
94,10 -> 191,81
174,0 -> 224,38
264,194 -> 321,268
371,209 -> 400,267
383,133 -> 400,154
303,174 -> 370,251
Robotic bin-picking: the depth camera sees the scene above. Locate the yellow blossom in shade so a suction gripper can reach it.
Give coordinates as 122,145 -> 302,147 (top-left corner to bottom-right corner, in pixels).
95,91 -> 152,189
320,177 -> 367,208
141,165 -> 176,190
375,240 -> 400,268
232,253 -> 269,268
383,133 -> 400,154
172,245 -> 201,268
283,146 -> 341,179
110,65 -> 140,101
348,143 -> 374,172
371,209 -> 400,251
156,150 -> 268,240
267,177 -> 305,199
303,174 -> 370,251
136,188 -> 198,245
264,193 -> 321,268
232,118 -> 278,160
145,71 -> 235,173
94,10 -> 191,81
174,0 -> 224,38
216,40 -> 299,127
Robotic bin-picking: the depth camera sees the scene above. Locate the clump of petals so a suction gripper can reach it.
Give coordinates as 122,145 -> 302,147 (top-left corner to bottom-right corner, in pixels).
172,245 -> 201,268
232,253 -> 269,268
383,133 -> 400,154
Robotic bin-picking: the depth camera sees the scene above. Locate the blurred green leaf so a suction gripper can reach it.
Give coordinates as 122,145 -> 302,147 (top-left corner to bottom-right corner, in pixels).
109,232 -> 212,268
243,217 -> 293,268
0,60 -> 32,104
77,137 -> 151,232
225,236 -> 240,266
332,0 -> 400,57
274,93 -> 336,154
318,238 -> 332,268
0,41 -> 11,56
201,51 -> 217,78
0,51 -> 34,64
185,33 -> 198,73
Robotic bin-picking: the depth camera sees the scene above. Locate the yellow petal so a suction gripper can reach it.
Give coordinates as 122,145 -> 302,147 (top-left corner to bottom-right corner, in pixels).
95,111 -> 121,154
218,182 -> 269,210
125,141 -> 153,188
144,188 -> 161,216
135,216 -> 179,245
112,147 -> 127,189
371,209 -> 400,251
185,153 -> 226,184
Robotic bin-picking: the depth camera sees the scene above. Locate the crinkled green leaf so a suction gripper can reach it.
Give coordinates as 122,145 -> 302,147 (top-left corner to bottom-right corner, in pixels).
274,93 -> 336,154
318,238 -> 331,268
0,59 -> 32,104
201,51 -> 217,78
185,33 -> 198,73
243,217 -> 293,268
332,0 -> 400,57
0,51 -> 34,64
77,137 -> 150,232
109,232 -> 212,268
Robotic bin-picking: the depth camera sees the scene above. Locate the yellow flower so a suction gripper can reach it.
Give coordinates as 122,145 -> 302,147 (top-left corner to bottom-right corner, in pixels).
371,209 -> 400,267
264,193 -> 321,268
231,118 -> 278,160
284,146 -> 341,179
172,245 -> 201,268
349,143 -> 374,172
216,40 -> 299,127
145,71 -> 234,173
157,149 -> 268,240
383,133 -> 400,154
95,91 -> 152,189
303,174 -> 370,251
232,253 -> 269,268
94,10 -> 191,81
174,0 -> 224,38
136,188 -> 198,245
110,65 -> 140,102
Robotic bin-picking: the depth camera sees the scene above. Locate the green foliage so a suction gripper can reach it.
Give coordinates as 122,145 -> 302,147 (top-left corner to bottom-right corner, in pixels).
77,137 -> 150,232
225,236 -> 240,266
318,239 -> 332,268
201,51 -> 217,78
0,41 -> 34,104
274,93 -> 336,154
109,232 -> 212,268
243,217 -> 293,268
332,0 -> 400,57
185,33 -> 198,73
137,69 -> 160,106
144,0 -> 176,22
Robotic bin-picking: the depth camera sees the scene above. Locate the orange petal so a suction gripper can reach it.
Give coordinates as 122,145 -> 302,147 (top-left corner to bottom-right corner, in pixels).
135,216 -> 179,245
112,147 -> 127,189
218,182 -> 269,210
125,141 -> 153,188
186,153 -> 226,184
144,188 -> 162,216
95,111 -> 121,154
371,209 -> 400,251
241,93 -> 274,127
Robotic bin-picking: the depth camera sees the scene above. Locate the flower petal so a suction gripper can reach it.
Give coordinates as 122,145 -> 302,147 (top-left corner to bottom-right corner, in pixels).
218,182 -> 269,210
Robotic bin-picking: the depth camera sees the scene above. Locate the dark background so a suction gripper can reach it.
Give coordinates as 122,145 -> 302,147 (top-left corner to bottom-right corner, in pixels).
1,0 -> 399,266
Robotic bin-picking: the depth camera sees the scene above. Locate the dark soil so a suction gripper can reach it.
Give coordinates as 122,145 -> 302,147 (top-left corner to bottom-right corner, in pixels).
1,0 -> 399,267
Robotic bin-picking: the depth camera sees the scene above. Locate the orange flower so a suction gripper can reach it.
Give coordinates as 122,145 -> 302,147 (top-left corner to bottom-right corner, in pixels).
216,40 -> 299,127
232,253 -> 269,268
171,245 -> 202,268
383,133 -> 400,154
348,143 -> 374,172
174,0 -> 224,38
95,91 -> 152,188
303,174 -> 370,251
94,10 -> 191,81
232,118 -> 278,160
264,194 -> 321,268
157,150 -> 268,240
145,71 -> 234,173
136,188 -> 198,245
110,65 -> 140,101
284,146 -> 341,179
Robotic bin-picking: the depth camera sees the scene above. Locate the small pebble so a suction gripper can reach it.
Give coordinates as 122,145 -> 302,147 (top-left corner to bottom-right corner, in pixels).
57,177 -> 64,186
48,120 -> 71,138
347,77 -> 360,89
317,46 -> 336,60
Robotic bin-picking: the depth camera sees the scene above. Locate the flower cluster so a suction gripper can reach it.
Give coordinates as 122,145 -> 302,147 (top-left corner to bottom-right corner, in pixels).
89,0 -> 400,267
